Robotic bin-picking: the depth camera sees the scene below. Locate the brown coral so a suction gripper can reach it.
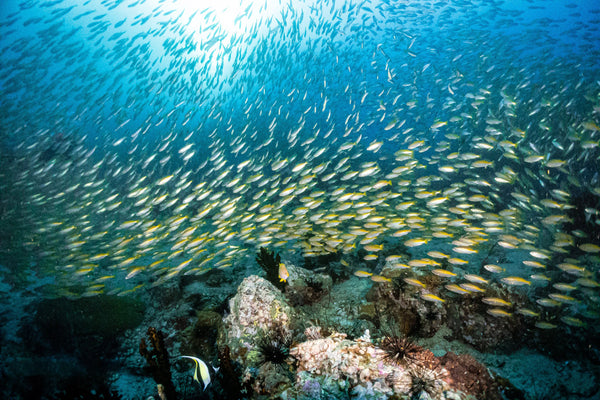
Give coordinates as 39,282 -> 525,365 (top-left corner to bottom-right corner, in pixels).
440,352 -> 501,400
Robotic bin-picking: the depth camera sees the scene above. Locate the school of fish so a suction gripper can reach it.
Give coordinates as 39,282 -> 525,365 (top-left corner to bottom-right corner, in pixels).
0,0 -> 599,333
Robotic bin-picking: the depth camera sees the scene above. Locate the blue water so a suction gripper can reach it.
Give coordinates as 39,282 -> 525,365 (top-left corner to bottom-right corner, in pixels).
1,0 -> 600,399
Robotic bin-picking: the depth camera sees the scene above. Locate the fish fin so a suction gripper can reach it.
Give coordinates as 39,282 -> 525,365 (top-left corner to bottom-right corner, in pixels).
180,355 -> 201,384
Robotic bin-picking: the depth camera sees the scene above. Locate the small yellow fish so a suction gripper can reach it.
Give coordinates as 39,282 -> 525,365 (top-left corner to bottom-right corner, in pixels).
523,260 -> 546,268
536,298 -> 561,308
421,293 -> 445,303
371,275 -> 391,283
501,276 -> 531,286
125,266 -> 144,280
354,270 -> 373,278
575,277 -> 600,288
409,258 -> 440,267
552,283 -> 577,291
464,274 -> 488,285
557,263 -> 587,276
427,251 -> 449,259
483,264 -> 505,273
278,263 -> 289,282
561,316 -> 586,328
404,238 -> 428,247
432,269 -> 457,278
445,284 -> 470,295
535,321 -> 557,329
430,120 -> 448,130
404,278 -> 426,288
548,293 -> 579,304
530,274 -> 551,282
579,243 -> 600,253
516,308 -> 539,317
460,283 -> 485,293
487,308 -> 512,318
426,197 -> 448,207
482,297 -> 512,307
364,244 -> 383,252
453,246 -> 478,254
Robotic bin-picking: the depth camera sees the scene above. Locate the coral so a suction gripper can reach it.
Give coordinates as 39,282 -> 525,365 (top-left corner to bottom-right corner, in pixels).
256,247 -> 285,291
300,377 -> 322,398
139,327 -> 177,400
220,273 -> 297,396
291,331 -> 413,396
440,352 -> 502,400
252,361 -> 294,395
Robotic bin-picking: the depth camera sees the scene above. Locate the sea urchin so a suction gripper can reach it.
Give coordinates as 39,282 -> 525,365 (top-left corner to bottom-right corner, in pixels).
408,366 -> 444,400
380,335 -> 422,366
255,328 -> 293,366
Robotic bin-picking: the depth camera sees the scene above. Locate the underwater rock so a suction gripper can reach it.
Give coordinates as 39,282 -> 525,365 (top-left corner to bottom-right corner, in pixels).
221,275 -> 296,365
21,295 -> 145,357
367,281 -> 446,338
220,275 -> 298,397
283,261 -> 333,306
445,288 -> 526,352
180,310 -> 223,361
251,361 -> 294,396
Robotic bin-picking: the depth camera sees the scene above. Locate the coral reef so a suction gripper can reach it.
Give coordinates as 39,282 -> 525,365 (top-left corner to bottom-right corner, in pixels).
139,327 -> 177,400
217,272 -> 523,399
291,331 -> 415,397
407,366 -> 446,400
221,275 -> 295,361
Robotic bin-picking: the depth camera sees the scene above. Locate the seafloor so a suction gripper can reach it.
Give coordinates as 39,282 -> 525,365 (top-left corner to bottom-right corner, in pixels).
0,246 -> 598,399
